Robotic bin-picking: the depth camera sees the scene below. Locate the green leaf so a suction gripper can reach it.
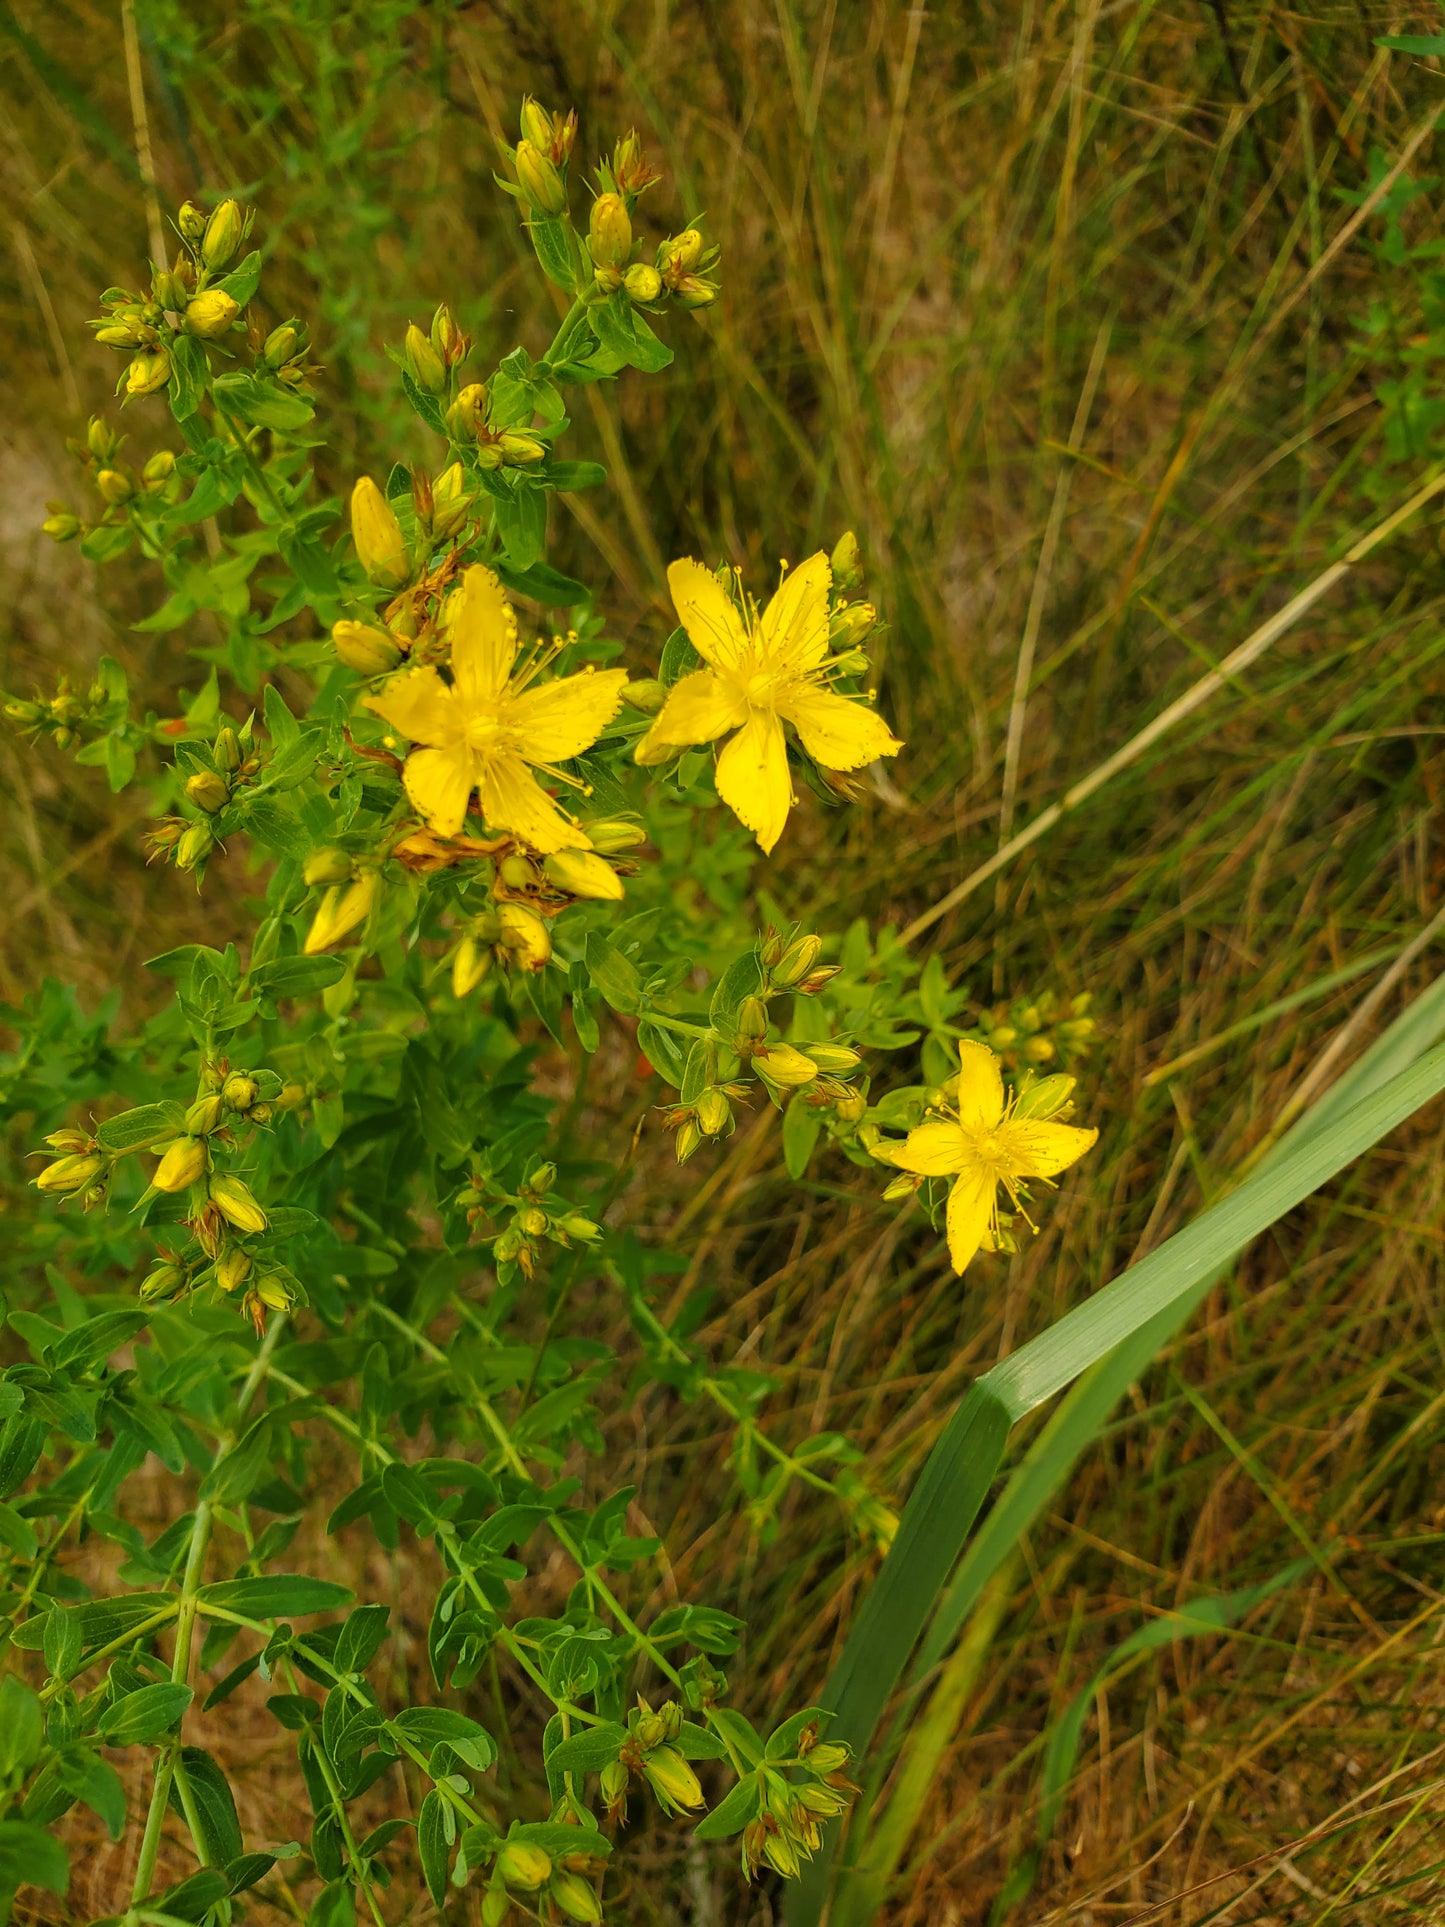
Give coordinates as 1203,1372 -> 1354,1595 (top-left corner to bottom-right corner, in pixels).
527,214 -> 582,293
0,1820 -> 68,1895
392,1706 -> 495,1762
692,1772 -> 761,1840
211,371 -> 315,432
96,1101 -> 188,1152
637,1017 -> 687,1086
170,1748 -> 243,1863
216,249 -> 263,306
417,1789 -> 449,1906
0,1500 -> 37,1562
492,479 -> 546,571
99,1682 -> 194,1745
198,1575 -> 353,1618
154,1869 -> 230,1921
170,334 -> 208,421
782,1096 -> 823,1179
543,461 -> 606,492
585,934 -> 643,1015
248,955 -> 345,1000
0,1678 -> 43,1777
543,1720 -> 627,1777
80,523 -> 132,563
493,559 -> 588,606
710,950 -> 763,1028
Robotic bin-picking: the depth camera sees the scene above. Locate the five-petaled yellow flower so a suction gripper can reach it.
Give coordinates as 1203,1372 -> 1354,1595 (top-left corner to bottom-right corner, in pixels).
887,1040 -> 1097,1275
365,565 -> 628,852
635,554 -> 902,853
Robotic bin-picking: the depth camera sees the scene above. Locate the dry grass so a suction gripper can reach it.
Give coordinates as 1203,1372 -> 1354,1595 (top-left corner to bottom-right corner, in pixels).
11,0 -> 1445,1920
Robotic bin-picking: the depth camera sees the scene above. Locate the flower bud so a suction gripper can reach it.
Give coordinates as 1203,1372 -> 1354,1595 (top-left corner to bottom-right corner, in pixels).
549,1872 -> 603,1924
623,263 -> 662,305
332,619 -> 402,676
184,290 -> 241,339
657,229 -> 704,277
499,853 -> 536,889
260,322 -> 299,369
695,1088 -> 732,1137
831,530 -> 862,591
796,965 -> 841,995
588,193 -> 632,268
498,432 -> 546,466
35,1153 -> 105,1196
212,725 -> 242,773
600,1760 -> 629,1802
126,348 -> 172,398
833,1087 -> 867,1123
304,872 -> 380,954
215,1246 -> 253,1293
431,302 -> 465,363
95,467 -> 133,505
185,769 -> 230,814
452,936 -> 492,999
209,1173 -> 267,1234
303,846 -> 355,887
634,725 -> 677,768
481,1890 -> 511,1927
735,996 -> 769,1047
496,901 -> 551,971
222,1073 -> 259,1113
806,1043 -> 861,1074
404,322 -> 447,395
475,442 -> 505,471
542,849 -> 624,901
139,1261 -> 186,1302
142,449 -> 177,487
763,1827 -> 802,1879
557,1214 -> 601,1243
497,1841 -> 552,1891
806,1742 -> 851,1774
519,1206 -> 548,1237
447,382 -> 489,438
5,699 -> 43,725
515,139 -> 567,217
153,1136 -> 209,1193
431,462 -> 474,540
772,934 -> 823,986
583,817 -> 646,852
349,477 -> 411,590
177,202 -> 207,244
254,1269 -> 293,1312
641,1747 -> 704,1814
830,602 -> 876,649
175,820 -> 214,870
621,677 -> 665,714
201,199 -> 244,271
42,513 -> 82,543
278,1082 -> 308,1111
671,274 -> 719,310
184,1093 -> 225,1135
95,322 -> 155,349
757,1044 -> 818,1088
610,128 -> 659,197
675,1120 -> 702,1163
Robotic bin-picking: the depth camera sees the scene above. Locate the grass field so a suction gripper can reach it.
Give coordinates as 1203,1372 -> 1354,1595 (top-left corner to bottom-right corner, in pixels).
8,2 -> 1445,1920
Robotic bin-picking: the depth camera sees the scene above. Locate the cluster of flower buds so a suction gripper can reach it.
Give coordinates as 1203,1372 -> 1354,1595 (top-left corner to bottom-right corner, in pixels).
507,97 -> 580,221
733,931 -> 861,1107
481,1829 -> 605,1925
31,1129 -> 109,1209
402,302 -> 472,397
442,380 -> 547,472
88,197 -> 255,402
739,1736 -> 855,1882
4,675 -> 106,754
453,1159 -> 601,1279
144,722 -> 261,873
254,315 -> 316,391
40,417 -> 181,550
598,1698 -> 704,1828
974,989 -> 1096,1074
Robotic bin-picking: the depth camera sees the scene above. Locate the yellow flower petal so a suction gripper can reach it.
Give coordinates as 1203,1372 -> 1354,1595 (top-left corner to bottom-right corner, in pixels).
509,666 -> 628,763
945,1169 -> 996,1275
1006,1120 -> 1099,1178
649,668 -> 748,746
779,684 -> 901,771
667,557 -> 750,671
891,1119 -> 968,1176
956,1040 -> 1005,1131
478,751 -> 588,853
714,709 -> 791,853
402,744 -> 476,837
760,551 -> 832,672
447,565 -> 518,701
365,666 -> 463,747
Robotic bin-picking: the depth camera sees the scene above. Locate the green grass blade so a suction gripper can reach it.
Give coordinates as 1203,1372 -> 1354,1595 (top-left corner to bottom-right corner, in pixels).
790,1033 -> 1445,1925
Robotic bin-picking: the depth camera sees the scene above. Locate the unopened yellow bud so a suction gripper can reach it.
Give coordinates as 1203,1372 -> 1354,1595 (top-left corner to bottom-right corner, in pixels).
671,274 -> 719,310
254,1270 -> 292,1311
583,817 -> 646,852
431,462 -> 474,539
213,725 -> 242,772
404,322 -> 447,395
695,1088 -> 731,1137
763,1827 -> 802,1879
496,901 -> 551,970
452,936 -> 492,999
519,1205 -> 548,1237
675,1119 -> 702,1163
542,849 -> 623,900
184,290 -> 240,339
184,1094 -> 225,1135
497,1841 -> 552,1890
304,872 -> 380,954
641,1747 -> 704,1814
499,853 -> 536,889
153,1136 -> 208,1193
623,263 -> 662,304
515,140 -> 567,217
349,477 -> 411,590
177,201 -> 208,243
735,996 -> 769,1047
95,467 -> 133,505
303,847 -> 355,888
588,193 -> 632,268
222,1073 -> 259,1112
498,432 -> 546,466
806,1043 -> 861,1074
126,348 -> 172,398
757,1044 -> 818,1088
35,1153 -> 105,1196
140,1262 -> 186,1302
830,602 -> 876,648
43,513 -> 82,543
772,934 -> 823,986
215,1246 -> 252,1293
549,1871 -> 603,1923
209,1173 -> 267,1234
262,321 -> 301,368
658,229 -> 704,277
185,770 -> 230,813
833,1088 -> 867,1123
200,199 -> 245,270
830,530 -> 862,590
621,677 -> 665,714
447,382 -> 489,438
331,619 -> 402,676
96,322 -> 155,349
142,449 -> 176,486
175,821 -> 214,871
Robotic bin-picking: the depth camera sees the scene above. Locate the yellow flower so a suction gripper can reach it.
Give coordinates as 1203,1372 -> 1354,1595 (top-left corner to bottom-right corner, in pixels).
634,554 -> 902,853
887,1041 -> 1097,1275
365,566 -> 628,852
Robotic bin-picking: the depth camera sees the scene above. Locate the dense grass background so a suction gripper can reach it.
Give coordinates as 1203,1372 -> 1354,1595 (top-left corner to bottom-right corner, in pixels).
9,1 -> 1445,1919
